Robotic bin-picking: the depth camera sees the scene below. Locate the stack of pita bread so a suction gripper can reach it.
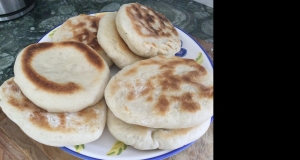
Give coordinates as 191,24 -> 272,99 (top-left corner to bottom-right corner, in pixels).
105,55 -> 213,150
98,3 -> 213,150
0,41 -> 110,147
97,3 -> 182,68
0,2 -> 213,151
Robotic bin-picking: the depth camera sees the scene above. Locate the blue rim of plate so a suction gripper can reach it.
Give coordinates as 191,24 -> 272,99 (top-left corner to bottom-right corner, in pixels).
60,141 -> 193,160
38,22 -> 214,160
59,26 -> 214,160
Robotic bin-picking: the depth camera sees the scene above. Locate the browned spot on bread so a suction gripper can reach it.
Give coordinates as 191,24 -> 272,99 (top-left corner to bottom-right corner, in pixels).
77,106 -> 97,123
180,93 -> 200,112
124,67 -> 138,76
126,78 -> 154,101
125,3 -> 178,38
22,42 -> 80,94
62,14 -> 103,52
58,114 -> 66,127
111,55 -> 212,116
146,96 -> 153,102
152,56 -> 212,113
2,79 -> 102,133
30,106 -> 97,132
29,111 -> 47,127
185,70 -> 201,80
8,80 -> 20,93
109,80 -> 121,96
139,59 -> 159,66
6,79 -> 34,111
196,64 -> 208,75
140,80 -> 154,96
127,91 -> 135,101
7,79 -> 13,85
6,89 -> 73,132
154,95 -> 170,115
72,41 -> 105,69
159,127 -> 193,138
126,80 -> 139,101
159,70 -> 182,91
4,80 -> 71,131
199,84 -> 213,98
8,97 -> 34,111
21,41 -> 105,94
29,111 -> 73,132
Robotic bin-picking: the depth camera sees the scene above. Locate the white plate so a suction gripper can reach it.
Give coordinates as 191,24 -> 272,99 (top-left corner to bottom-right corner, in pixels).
38,14 -> 214,160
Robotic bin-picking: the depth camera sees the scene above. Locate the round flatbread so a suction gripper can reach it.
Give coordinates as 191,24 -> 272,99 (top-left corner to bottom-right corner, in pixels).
115,3 -> 181,58
105,55 -> 213,129
14,41 -> 110,112
107,109 -> 211,150
97,12 -> 145,69
0,78 -> 107,147
52,14 -> 113,66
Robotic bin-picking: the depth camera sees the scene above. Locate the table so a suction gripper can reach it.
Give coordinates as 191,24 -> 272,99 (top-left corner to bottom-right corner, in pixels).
0,0 -> 213,159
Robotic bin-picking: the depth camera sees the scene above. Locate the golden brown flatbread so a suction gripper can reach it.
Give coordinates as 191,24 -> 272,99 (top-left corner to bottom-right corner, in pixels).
107,109 -> 211,150
14,41 -> 110,112
105,55 -> 213,129
116,3 -> 181,58
0,78 -> 107,147
97,12 -> 145,69
53,14 -> 113,66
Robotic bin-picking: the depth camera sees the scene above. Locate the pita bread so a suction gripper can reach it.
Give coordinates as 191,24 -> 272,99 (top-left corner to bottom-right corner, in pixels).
116,3 -> 181,58
107,109 -> 211,150
0,78 -> 107,147
105,55 -> 213,129
14,41 -> 110,112
52,14 -> 113,66
97,12 -> 145,69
